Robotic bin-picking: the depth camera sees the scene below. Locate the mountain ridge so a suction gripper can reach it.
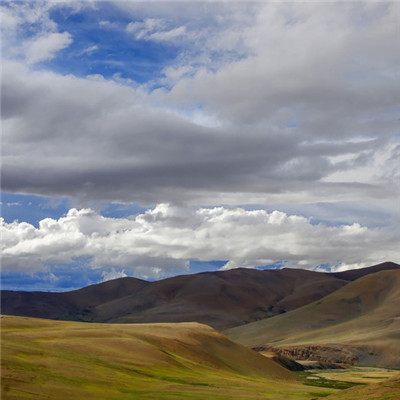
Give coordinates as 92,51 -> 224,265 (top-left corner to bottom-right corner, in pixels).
2,261 -> 398,330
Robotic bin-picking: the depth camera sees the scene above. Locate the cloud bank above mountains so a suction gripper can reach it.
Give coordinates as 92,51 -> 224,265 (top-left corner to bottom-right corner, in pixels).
1,1 -> 399,281
2,204 -> 399,278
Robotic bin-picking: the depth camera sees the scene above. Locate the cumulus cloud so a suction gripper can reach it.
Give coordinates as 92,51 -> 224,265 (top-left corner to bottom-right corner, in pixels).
1,1 -> 78,63
24,32 -> 73,64
1,205 -> 399,278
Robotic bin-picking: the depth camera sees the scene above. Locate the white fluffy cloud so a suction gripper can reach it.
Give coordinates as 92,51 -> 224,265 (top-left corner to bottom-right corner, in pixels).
24,32 -> 73,64
2,205 -> 399,277
1,1 -> 76,64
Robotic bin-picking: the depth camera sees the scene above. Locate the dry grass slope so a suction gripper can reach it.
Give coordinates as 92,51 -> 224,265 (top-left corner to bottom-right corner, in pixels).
1,315 -> 336,400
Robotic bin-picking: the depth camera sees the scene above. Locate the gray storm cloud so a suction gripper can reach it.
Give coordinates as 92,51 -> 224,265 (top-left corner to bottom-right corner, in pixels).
1,2 -> 399,208
1,59 -> 398,206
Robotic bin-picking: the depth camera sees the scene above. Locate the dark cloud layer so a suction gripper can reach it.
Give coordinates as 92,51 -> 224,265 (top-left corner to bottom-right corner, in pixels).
2,56 -> 398,206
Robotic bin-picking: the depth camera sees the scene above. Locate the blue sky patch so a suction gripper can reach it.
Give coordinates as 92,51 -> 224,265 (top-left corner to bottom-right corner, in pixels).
1,261 -> 106,292
1,192 -> 71,227
44,4 -> 181,86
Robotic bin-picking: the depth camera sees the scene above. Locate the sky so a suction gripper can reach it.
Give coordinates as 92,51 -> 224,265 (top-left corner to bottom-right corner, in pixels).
1,1 -> 399,291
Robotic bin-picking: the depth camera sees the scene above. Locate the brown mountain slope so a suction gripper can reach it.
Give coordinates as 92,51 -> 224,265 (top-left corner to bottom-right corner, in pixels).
1,268 -> 348,330
225,270 -> 400,367
3,263 -> 399,330
92,268 -> 350,329
64,276 -> 150,307
1,277 -> 149,321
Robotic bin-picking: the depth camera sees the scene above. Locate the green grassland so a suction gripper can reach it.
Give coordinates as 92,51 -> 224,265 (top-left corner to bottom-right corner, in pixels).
322,375 -> 400,400
1,315 -> 336,400
296,367 -> 400,394
308,367 -> 399,385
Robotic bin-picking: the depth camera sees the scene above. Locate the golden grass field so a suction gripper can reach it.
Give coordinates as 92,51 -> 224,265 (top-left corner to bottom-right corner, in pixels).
1,315 -> 332,400
2,315 -> 399,399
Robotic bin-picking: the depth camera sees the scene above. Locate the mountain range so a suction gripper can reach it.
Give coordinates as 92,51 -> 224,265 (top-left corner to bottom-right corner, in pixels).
2,262 -> 399,332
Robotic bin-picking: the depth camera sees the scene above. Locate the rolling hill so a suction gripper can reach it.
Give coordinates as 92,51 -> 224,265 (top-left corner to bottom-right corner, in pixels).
1,267 -> 350,330
225,269 -> 400,367
1,315 -> 334,400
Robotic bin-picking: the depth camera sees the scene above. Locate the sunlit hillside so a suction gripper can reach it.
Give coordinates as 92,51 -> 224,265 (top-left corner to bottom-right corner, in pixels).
1,315 -> 333,400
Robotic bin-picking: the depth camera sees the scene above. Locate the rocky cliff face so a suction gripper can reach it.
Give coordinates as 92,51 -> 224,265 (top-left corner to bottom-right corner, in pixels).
253,344 -> 361,366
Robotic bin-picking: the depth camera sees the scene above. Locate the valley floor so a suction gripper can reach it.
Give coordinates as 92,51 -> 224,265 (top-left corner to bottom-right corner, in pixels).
1,315 -> 399,400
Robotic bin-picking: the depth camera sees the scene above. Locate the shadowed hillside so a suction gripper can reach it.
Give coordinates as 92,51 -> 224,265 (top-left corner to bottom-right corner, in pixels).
1,267 -> 349,330
225,270 -> 400,367
1,277 -> 149,321
1,315 -> 333,400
